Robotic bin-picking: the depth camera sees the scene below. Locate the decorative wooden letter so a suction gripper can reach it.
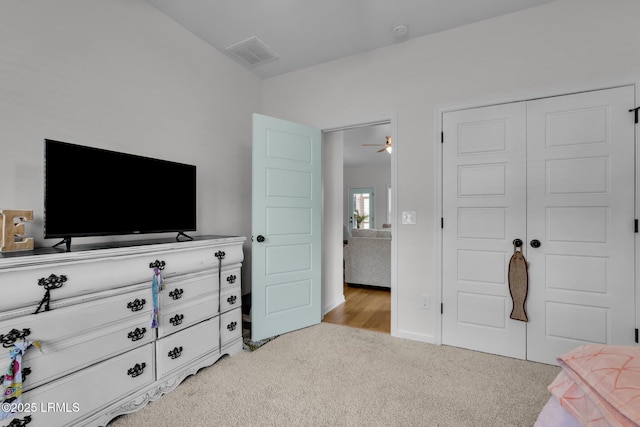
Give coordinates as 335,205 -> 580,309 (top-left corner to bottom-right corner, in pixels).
0,209 -> 34,252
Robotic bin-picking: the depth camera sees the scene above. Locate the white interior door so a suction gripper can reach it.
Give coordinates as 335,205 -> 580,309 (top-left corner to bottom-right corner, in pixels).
442,102 -> 527,359
251,113 -> 322,342
525,86 -> 636,365
442,86 -> 636,364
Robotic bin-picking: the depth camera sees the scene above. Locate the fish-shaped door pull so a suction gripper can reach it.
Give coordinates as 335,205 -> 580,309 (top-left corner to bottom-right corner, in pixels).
508,239 -> 528,322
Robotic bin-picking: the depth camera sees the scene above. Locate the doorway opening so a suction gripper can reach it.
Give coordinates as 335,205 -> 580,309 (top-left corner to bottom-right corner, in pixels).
322,121 -> 394,334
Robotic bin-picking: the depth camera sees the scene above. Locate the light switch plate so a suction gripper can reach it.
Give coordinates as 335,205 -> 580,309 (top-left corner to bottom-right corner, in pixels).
402,211 -> 416,224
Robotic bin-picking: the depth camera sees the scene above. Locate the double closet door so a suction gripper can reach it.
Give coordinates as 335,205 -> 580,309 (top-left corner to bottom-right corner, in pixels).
442,86 -> 636,365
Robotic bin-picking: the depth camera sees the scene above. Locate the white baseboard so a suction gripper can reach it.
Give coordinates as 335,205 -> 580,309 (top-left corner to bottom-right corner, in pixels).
322,296 -> 345,316
392,328 -> 435,344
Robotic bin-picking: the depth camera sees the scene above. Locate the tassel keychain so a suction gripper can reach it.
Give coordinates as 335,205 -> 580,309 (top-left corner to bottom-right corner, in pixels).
150,266 -> 164,329
1,339 -> 41,421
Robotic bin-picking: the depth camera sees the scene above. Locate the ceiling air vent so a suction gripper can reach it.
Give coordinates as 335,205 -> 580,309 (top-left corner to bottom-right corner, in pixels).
226,36 -> 279,67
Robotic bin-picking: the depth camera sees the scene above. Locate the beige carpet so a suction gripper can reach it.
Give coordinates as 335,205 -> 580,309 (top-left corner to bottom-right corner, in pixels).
109,323 -> 560,427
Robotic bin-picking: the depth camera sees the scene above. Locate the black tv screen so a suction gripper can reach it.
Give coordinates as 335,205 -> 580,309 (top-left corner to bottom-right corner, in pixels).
44,139 -> 196,240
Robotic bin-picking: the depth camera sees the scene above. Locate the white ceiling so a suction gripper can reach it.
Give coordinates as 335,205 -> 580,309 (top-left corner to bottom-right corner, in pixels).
143,0 -> 554,167
144,0 -> 555,80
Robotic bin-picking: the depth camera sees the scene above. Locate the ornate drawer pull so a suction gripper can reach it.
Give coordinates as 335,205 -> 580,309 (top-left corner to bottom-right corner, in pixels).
226,295 -> 237,305
227,321 -> 237,331
7,415 -> 32,426
22,367 -> 31,382
149,260 -> 166,270
127,362 -> 146,378
169,314 -> 184,326
38,274 -> 67,289
226,274 -> 237,284
215,251 -> 225,260
34,274 -> 67,314
169,288 -> 184,300
127,327 -> 147,342
127,298 -> 146,312
168,346 -> 183,359
0,328 -> 31,348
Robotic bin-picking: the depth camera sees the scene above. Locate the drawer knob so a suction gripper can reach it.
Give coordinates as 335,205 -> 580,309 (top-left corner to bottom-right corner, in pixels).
227,295 -> 237,305
0,328 -> 31,348
127,362 -> 146,378
226,274 -> 237,284
169,314 -> 184,326
149,260 -> 166,270
168,346 -> 183,359
169,288 -> 184,300
127,327 -> 147,342
127,298 -> 146,312
215,251 -> 226,260
227,321 -> 237,331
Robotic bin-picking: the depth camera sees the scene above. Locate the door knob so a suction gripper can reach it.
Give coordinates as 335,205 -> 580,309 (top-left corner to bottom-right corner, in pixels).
513,239 -> 523,248
530,239 -> 541,248
256,235 -> 265,243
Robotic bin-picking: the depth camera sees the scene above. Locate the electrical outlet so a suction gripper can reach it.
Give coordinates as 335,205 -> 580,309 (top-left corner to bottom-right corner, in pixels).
421,295 -> 430,309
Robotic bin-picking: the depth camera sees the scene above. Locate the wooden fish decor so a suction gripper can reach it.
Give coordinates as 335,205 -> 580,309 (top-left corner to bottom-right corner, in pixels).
508,241 -> 528,322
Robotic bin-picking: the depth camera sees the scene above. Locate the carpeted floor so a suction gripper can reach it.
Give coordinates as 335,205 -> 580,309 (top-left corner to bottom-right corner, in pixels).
109,323 -> 560,427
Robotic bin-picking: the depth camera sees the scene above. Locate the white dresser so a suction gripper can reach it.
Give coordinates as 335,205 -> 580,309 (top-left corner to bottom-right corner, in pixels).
0,236 -> 245,426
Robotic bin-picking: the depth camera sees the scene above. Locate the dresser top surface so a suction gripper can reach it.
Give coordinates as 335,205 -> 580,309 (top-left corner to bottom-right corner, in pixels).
0,235 -> 245,268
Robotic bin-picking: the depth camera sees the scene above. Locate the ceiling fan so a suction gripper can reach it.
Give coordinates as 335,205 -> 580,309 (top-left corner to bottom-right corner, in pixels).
362,136 -> 392,153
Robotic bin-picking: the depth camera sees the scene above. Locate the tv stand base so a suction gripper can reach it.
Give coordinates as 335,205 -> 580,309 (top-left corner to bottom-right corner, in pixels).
176,231 -> 194,241
52,236 -> 72,252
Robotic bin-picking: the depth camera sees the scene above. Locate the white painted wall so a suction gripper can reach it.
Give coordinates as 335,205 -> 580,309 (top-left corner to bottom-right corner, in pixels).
0,0 -> 261,293
344,164 -> 391,231
322,131 -> 346,315
262,0 -> 640,341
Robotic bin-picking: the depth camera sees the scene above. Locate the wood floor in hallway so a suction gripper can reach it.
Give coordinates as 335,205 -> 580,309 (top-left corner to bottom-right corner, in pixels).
322,284 -> 390,334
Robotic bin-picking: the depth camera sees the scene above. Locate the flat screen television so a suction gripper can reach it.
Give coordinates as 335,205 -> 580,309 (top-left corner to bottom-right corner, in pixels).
44,139 -> 196,249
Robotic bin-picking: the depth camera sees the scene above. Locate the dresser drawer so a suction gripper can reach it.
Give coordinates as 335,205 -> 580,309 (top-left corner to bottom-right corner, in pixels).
220,308 -> 242,345
161,271 -> 217,308
157,293 -> 218,338
0,287 -> 151,351
220,268 -> 241,290
156,317 -> 220,378
1,344 -> 154,427
12,315 -> 153,392
220,285 -> 241,313
0,240 -> 244,312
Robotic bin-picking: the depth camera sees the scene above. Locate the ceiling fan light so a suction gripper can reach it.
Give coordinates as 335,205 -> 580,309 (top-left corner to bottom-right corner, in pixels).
386,146 -> 392,153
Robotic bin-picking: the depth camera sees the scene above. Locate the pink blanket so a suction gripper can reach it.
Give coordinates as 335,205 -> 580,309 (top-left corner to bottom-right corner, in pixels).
548,344 -> 640,426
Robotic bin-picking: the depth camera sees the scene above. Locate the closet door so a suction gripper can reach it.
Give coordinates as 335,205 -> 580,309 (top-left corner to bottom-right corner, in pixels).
442,102 -> 527,359
525,86 -> 636,365
442,86 -> 636,364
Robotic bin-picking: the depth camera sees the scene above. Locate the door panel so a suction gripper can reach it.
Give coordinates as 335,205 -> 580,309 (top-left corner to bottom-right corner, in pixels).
252,113 -> 322,341
526,86 -> 636,365
442,102 -> 527,359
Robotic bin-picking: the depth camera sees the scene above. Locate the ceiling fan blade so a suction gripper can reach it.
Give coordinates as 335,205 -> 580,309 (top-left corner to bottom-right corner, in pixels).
377,147 -> 387,153
362,144 -> 386,146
